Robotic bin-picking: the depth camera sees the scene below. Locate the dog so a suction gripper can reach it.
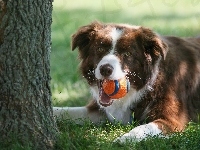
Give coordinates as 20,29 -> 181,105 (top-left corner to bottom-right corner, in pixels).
53,21 -> 200,143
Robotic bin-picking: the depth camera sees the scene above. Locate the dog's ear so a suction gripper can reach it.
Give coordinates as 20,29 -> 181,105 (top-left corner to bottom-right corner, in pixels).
72,21 -> 101,51
138,27 -> 168,61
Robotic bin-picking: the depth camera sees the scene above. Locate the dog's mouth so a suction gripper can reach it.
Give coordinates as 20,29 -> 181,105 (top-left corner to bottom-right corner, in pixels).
97,80 -> 114,107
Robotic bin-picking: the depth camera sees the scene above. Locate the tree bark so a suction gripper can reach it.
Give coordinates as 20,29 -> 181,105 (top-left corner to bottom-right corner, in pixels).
0,0 -> 57,149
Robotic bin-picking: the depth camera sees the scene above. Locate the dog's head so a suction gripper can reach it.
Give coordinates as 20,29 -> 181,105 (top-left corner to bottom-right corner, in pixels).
72,21 -> 168,106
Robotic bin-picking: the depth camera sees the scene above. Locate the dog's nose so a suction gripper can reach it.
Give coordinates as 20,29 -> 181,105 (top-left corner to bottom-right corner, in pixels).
100,64 -> 113,77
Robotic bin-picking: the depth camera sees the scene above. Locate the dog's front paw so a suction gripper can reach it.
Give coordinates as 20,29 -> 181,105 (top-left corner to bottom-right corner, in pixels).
113,122 -> 162,144
113,132 -> 136,144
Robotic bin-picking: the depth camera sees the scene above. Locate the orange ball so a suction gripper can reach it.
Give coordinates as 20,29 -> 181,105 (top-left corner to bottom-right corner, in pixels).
102,78 -> 130,99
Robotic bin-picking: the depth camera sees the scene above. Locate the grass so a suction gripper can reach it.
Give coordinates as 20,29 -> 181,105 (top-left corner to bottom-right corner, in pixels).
54,120 -> 200,150
51,0 -> 200,149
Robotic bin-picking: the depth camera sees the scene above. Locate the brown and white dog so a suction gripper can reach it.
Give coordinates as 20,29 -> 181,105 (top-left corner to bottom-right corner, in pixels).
53,21 -> 200,143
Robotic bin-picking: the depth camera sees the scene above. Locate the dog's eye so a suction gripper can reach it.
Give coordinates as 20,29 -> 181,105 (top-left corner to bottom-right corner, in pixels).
123,52 -> 132,57
97,47 -> 105,53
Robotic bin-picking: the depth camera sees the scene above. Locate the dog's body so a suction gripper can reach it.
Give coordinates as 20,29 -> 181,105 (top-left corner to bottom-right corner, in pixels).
54,22 -> 200,143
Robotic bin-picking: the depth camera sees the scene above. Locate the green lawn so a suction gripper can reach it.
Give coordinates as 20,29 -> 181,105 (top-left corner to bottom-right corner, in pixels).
51,0 -> 200,149
54,121 -> 200,150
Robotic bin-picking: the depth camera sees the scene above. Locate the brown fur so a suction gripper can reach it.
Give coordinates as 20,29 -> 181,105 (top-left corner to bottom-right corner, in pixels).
72,21 -> 200,134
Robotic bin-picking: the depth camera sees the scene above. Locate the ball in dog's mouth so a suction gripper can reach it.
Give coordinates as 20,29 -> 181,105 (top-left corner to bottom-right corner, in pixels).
97,78 -> 130,107
98,80 -> 114,107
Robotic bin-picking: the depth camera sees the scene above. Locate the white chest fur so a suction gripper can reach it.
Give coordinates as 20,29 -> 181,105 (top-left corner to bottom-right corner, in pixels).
104,100 -> 132,124
90,86 -> 143,124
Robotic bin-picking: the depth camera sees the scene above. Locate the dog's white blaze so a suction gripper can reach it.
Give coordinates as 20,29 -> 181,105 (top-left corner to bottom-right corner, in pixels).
110,28 -> 123,54
95,54 -> 125,80
114,122 -> 162,143
95,28 -> 124,80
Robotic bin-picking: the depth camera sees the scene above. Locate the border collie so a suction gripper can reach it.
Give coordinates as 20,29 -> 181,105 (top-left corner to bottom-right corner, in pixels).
53,21 -> 200,143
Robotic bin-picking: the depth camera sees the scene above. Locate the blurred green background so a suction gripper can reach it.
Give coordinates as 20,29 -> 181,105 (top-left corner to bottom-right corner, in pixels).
51,0 -> 200,107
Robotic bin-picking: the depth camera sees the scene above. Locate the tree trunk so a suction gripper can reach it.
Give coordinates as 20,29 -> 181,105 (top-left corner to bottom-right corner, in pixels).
0,0 -> 57,149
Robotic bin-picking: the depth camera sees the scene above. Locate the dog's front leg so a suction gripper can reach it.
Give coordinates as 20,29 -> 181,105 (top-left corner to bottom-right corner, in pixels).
53,100 -> 106,124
